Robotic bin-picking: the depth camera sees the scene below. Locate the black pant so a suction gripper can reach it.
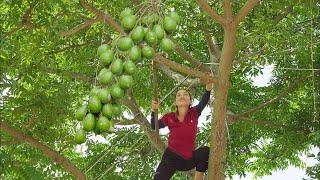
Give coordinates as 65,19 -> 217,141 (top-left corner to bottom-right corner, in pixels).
153,146 -> 209,180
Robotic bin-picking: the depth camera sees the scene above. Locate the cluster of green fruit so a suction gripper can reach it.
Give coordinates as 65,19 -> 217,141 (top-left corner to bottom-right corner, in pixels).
74,8 -> 180,144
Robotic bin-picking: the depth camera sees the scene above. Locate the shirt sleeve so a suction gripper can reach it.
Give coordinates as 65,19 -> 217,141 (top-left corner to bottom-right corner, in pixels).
150,111 -> 166,130
195,90 -> 211,115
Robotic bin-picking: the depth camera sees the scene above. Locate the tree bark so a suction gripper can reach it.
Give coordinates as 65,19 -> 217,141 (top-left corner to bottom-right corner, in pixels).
208,21 -> 237,180
0,121 -> 87,180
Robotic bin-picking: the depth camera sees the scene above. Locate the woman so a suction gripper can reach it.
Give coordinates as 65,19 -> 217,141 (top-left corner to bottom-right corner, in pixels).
151,83 -> 213,180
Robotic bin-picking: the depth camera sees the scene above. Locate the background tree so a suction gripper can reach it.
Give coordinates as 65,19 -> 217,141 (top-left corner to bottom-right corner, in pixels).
1,0 -> 319,179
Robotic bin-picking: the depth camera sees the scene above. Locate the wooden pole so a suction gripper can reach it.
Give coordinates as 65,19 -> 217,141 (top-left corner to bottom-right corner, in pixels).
152,60 -> 159,135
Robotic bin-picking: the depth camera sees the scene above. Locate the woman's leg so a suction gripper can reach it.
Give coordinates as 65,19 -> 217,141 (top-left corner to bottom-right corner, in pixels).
194,171 -> 205,180
154,159 -> 176,180
154,150 -> 177,180
193,146 -> 210,179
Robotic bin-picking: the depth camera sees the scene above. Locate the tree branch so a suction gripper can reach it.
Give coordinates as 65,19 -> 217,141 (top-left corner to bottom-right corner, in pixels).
223,0 -> 232,18
60,17 -> 102,37
235,0 -> 260,25
120,90 -> 166,152
229,77 -> 305,123
154,56 -> 217,84
158,64 -> 201,86
196,0 -> 225,25
2,1 -> 37,38
0,121 -> 86,179
79,0 -> 125,34
173,41 -> 211,72
203,29 -> 221,73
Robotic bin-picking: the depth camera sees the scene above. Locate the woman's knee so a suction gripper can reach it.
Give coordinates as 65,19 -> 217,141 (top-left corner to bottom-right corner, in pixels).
194,146 -> 210,172
197,146 -> 210,160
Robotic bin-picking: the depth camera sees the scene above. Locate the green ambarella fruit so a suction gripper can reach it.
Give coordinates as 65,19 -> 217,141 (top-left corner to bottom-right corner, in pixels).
117,37 -> 133,51
160,38 -> 174,52
131,26 -> 145,43
102,103 -> 113,118
110,84 -> 124,99
98,88 -> 112,103
153,24 -> 165,40
98,68 -> 113,84
90,87 -> 100,96
142,45 -> 155,59
83,113 -> 96,131
123,60 -> 137,75
97,44 -> 111,56
169,12 -> 180,24
120,8 -> 133,20
111,58 -> 123,75
129,46 -> 141,62
121,15 -> 136,31
145,30 -> 157,45
163,16 -> 177,33
74,129 -> 86,144
88,96 -> 102,113
75,105 -> 87,121
112,103 -> 122,116
119,75 -> 134,89
97,116 -> 111,132
99,49 -> 114,66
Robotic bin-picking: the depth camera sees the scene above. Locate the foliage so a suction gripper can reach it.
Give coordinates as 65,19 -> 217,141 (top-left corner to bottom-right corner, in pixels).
1,0 -> 319,179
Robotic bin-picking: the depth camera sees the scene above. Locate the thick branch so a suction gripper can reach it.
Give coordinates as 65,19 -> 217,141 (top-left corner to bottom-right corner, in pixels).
60,17 -> 102,37
235,0 -> 260,25
158,64 -> 200,86
79,0 -> 125,34
173,41 -> 211,72
196,0 -> 225,25
0,121 -> 86,179
229,77 -> 305,123
154,56 -> 218,84
223,0 -> 232,18
203,29 -> 221,73
120,90 -> 166,152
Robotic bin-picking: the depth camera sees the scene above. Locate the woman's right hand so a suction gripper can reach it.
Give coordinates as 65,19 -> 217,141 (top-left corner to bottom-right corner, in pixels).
151,100 -> 159,111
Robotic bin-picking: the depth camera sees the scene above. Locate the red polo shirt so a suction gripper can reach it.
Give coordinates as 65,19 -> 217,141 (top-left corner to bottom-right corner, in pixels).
161,106 -> 199,159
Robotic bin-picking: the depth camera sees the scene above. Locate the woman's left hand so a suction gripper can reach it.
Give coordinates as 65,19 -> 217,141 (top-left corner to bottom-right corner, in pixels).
206,82 -> 213,91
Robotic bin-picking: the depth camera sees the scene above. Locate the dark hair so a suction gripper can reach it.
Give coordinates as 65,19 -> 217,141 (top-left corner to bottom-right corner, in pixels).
175,86 -> 192,102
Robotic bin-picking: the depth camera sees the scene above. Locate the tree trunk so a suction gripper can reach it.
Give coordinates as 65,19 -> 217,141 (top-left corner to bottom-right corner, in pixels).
207,22 -> 237,180
0,121 -> 87,180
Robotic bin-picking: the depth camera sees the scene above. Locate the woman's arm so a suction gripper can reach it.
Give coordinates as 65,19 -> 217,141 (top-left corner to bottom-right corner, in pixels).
195,83 -> 213,114
195,90 -> 211,114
